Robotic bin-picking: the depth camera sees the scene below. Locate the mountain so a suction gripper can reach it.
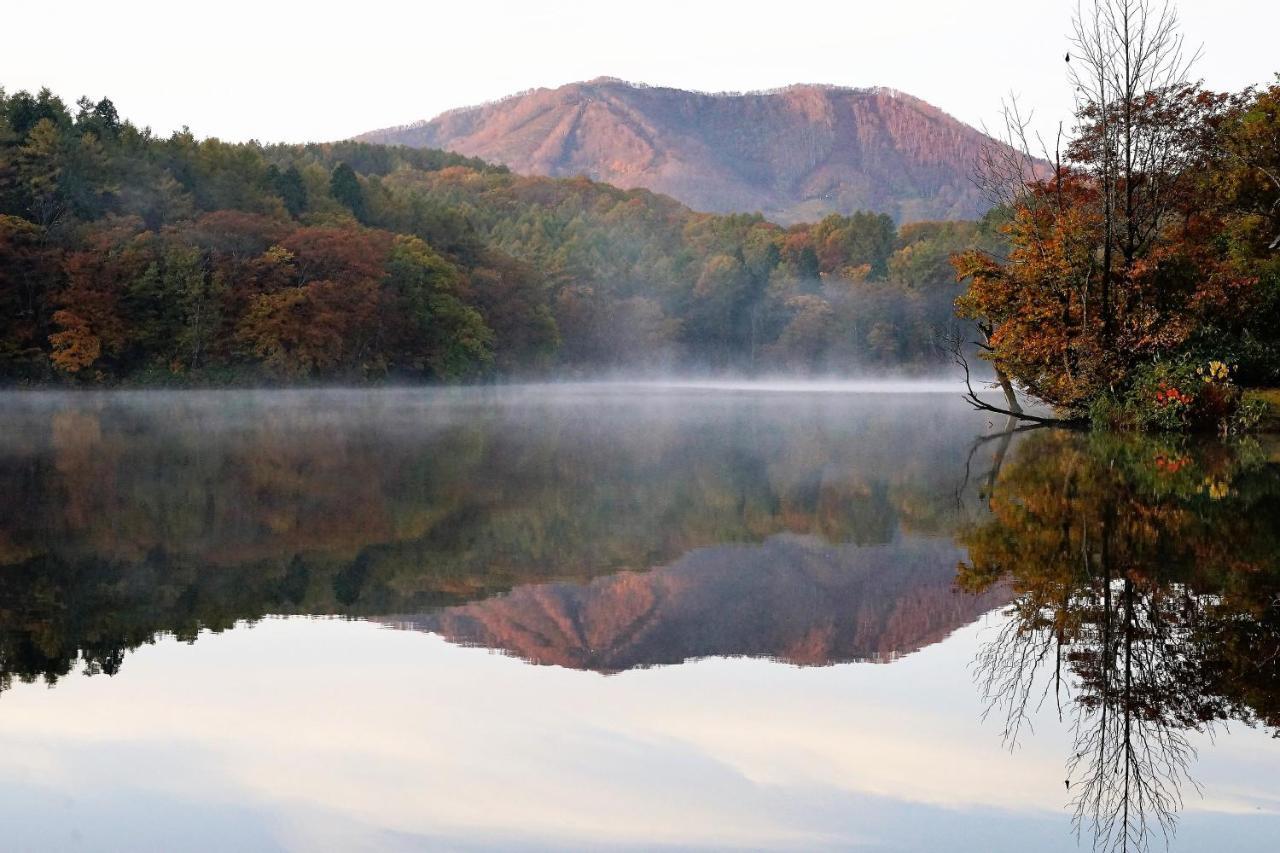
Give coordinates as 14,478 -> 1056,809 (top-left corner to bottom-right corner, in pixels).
358,78 -> 1012,224
380,535 -> 1009,673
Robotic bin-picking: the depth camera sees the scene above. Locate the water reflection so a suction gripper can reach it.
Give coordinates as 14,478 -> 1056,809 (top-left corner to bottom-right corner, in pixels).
391,537 -> 1006,671
0,387 -> 977,692
0,387 -> 1276,850
961,429 -> 1280,852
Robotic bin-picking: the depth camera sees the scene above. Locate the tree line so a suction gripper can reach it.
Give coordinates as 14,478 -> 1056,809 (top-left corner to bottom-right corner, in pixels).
0,88 -> 992,384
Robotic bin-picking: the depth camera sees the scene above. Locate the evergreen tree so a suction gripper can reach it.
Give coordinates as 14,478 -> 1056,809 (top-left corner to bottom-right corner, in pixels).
329,162 -> 364,221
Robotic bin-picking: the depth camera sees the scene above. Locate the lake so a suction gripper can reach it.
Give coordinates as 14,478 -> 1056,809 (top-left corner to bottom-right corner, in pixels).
0,383 -> 1277,851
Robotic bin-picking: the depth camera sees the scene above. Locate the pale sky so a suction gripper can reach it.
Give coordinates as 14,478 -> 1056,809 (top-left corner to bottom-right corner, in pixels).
1,618 -> 1276,849
2,0 -> 1277,145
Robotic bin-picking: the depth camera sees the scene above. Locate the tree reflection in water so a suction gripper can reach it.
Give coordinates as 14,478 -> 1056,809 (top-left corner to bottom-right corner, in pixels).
0,393 -> 1276,851
960,429 -> 1280,852
0,390 -> 976,692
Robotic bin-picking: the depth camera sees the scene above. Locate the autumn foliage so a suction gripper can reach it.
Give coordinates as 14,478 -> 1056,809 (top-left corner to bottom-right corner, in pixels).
952,76 -> 1280,430
0,86 -> 999,384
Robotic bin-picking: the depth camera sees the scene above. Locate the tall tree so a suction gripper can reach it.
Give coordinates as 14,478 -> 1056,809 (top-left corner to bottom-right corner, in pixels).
1068,0 -> 1199,335
329,162 -> 365,221
950,1 -> 1264,429
267,164 -> 308,218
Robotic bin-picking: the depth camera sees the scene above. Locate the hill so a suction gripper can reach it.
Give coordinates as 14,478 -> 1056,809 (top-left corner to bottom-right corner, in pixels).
384,536 -> 1008,672
360,78 -> 1014,224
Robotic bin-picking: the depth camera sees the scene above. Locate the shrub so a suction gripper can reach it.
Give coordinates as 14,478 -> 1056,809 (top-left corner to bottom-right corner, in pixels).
1098,358 -> 1255,434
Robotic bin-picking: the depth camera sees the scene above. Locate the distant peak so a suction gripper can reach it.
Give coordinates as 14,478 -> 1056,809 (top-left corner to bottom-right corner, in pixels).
393,80 -> 931,131
565,78 -> 912,101
359,78 -> 1031,224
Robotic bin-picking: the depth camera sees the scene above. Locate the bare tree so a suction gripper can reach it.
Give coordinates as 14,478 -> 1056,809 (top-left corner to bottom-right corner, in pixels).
942,326 -> 1085,425
973,97 -> 1053,215
952,0 -> 1204,425
1068,0 -> 1201,334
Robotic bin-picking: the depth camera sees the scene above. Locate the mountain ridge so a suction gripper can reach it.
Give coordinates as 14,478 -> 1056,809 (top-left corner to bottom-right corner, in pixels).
373,78 -> 922,132
379,535 -> 1010,673
358,78 -> 1017,224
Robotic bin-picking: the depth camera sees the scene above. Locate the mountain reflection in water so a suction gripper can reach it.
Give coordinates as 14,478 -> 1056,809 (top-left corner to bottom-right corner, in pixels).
387,536 -> 1007,671
0,386 -> 1276,851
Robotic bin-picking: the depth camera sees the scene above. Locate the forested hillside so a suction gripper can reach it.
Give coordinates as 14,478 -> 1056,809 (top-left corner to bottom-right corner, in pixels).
0,88 -> 997,384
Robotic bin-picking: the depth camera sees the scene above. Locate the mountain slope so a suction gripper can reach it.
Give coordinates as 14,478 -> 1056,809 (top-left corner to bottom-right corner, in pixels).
381,535 -> 1009,672
360,78 -> 1011,224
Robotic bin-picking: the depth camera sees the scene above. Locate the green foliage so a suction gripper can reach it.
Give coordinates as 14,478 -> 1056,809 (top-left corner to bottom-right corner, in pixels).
1090,357 -> 1262,434
1,87 -> 69,138
0,214 -> 54,377
0,87 -> 1001,383
328,162 -> 364,221
384,235 -> 493,378
267,164 -> 307,217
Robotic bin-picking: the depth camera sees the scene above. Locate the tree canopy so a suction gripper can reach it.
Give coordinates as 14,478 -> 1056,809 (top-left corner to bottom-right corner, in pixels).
950,2 -> 1279,432
0,86 -> 995,384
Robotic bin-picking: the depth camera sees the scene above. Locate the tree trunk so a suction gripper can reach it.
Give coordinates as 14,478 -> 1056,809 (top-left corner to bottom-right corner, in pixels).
994,365 -> 1023,414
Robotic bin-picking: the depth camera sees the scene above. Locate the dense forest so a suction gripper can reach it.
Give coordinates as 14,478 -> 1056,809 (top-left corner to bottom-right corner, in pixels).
0,87 -> 994,384
949,2 -> 1280,431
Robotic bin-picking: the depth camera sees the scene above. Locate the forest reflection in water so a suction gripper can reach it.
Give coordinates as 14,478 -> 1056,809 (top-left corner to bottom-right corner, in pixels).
0,386 -> 1277,851
960,428 -> 1280,852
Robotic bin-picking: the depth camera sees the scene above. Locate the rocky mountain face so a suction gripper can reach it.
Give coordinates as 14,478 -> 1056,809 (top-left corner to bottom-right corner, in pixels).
381,535 -> 1009,672
359,78 -> 1013,224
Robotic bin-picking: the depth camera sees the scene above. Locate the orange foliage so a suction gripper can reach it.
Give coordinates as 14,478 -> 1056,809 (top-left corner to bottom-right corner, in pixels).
237,279 -> 381,377
954,163 -> 1258,414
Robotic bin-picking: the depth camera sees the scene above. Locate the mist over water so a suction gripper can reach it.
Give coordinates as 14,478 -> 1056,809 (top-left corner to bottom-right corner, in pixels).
0,378 -> 985,434
564,376 -> 970,394
0,382 -> 1275,851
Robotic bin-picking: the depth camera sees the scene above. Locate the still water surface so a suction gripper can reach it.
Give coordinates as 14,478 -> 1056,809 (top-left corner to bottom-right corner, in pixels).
0,384 -> 1277,851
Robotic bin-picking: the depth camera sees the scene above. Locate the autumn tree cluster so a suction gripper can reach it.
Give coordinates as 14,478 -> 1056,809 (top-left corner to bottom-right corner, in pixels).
0,87 -> 991,384
0,89 -> 554,382
951,2 -> 1279,431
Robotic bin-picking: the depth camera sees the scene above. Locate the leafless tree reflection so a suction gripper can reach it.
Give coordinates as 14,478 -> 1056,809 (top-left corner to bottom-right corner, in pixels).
961,430 -> 1280,851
